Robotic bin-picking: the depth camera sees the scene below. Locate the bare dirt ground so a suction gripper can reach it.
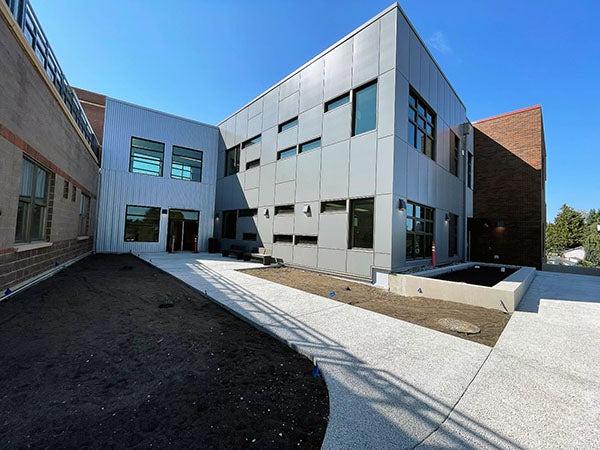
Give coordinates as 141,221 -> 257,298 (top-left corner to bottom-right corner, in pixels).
0,254 -> 328,449
241,267 -> 510,347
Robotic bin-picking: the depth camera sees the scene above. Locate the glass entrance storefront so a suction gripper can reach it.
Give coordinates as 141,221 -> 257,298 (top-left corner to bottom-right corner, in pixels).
167,209 -> 199,252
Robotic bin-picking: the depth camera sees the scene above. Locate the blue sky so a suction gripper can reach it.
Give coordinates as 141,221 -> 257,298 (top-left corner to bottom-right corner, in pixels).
31,0 -> 599,221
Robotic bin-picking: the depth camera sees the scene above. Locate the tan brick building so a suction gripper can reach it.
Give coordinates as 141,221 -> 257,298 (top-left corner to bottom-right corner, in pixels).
471,106 -> 546,269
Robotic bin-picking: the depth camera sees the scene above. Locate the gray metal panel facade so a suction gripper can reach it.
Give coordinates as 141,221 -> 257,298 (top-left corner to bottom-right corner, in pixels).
96,98 -> 219,253
214,4 -> 473,279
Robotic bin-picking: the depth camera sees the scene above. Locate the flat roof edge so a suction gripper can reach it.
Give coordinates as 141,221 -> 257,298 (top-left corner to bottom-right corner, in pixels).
473,105 -> 542,125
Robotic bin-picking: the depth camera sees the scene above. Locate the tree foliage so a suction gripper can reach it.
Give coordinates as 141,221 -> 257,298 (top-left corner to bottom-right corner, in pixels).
545,204 -> 586,253
583,210 -> 600,267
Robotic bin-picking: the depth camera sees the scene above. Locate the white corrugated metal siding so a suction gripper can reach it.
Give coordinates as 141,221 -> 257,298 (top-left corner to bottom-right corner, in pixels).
96,98 -> 219,253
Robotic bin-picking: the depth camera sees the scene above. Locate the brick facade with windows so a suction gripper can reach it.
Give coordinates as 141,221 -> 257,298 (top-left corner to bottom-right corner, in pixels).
471,105 -> 546,269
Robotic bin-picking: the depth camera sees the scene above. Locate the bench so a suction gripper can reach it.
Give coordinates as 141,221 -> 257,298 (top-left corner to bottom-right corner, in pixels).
249,247 -> 272,266
222,245 -> 272,265
221,244 -> 250,260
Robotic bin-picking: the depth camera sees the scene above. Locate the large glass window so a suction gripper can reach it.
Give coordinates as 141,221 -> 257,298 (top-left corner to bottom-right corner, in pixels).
352,81 -> 377,136
448,213 -> 458,257
450,131 -> 459,177
225,146 -> 240,176
222,210 -> 237,239
124,205 -> 160,242
408,90 -> 436,160
349,198 -> 374,249
79,193 -> 91,236
16,158 -> 49,242
406,201 -> 434,259
129,137 -> 165,176
171,145 -> 203,182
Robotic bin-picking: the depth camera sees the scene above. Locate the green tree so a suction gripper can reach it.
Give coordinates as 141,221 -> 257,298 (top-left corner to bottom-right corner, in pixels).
545,204 -> 585,252
582,209 -> 600,267
587,209 -> 600,225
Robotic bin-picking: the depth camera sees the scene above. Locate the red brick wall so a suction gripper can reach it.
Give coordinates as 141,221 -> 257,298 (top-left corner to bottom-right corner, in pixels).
472,106 -> 546,269
74,87 -> 106,145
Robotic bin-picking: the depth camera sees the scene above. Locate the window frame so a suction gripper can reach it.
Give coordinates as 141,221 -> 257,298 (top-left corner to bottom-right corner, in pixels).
278,117 -> 298,133
320,200 -> 347,213
78,193 -> 91,236
241,134 -> 261,149
123,204 -> 161,243
273,234 -> 293,244
450,131 -> 460,177
15,157 -> 50,243
407,89 -> 436,160
351,79 -> 378,136
225,145 -> 240,176
406,201 -> 435,260
348,197 -> 374,250
274,204 -> 295,215
324,92 -> 350,112
171,145 -> 203,182
129,136 -> 165,177
467,152 -> 474,188
246,158 -> 260,170
277,146 -> 297,160
298,137 -> 321,154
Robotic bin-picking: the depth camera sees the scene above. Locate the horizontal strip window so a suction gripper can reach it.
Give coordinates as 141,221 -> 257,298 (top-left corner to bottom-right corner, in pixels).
242,134 -> 261,148
408,89 -> 436,160
295,235 -> 317,245
274,205 -> 294,215
406,201 -> 434,259
246,158 -> 260,170
130,137 -> 165,177
277,146 -> 297,160
321,200 -> 347,213
238,208 -> 258,217
243,233 -> 257,241
278,117 -> 298,133
299,138 -> 321,154
124,205 -> 160,242
225,145 -> 240,176
171,145 -> 203,182
325,92 -> 350,112
274,234 -> 293,243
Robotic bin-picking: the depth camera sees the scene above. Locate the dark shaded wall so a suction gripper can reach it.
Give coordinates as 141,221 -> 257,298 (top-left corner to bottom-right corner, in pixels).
471,106 -> 546,269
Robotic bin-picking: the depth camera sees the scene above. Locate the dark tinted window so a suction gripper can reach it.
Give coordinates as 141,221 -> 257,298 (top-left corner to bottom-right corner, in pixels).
124,205 -> 160,242
450,132 -> 459,177
275,205 -> 294,215
467,153 -> 473,188
449,213 -> 458,257
349,198 -> 374,249
278,117 -> 298,133
295,235 -> 318,245
242,135 -> 261,148
238,208 -> 258,217
246,159 -> 260,170
299,138 -> 321,154
225,146 -> 240,176
274,234 -> 293,243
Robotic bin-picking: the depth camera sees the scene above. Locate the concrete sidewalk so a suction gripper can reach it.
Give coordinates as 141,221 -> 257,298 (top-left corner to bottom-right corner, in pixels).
421,271 -> 600,449
139,252 -> 492,449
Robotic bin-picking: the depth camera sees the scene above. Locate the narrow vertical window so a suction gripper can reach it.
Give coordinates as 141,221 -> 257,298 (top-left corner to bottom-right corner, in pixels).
63,180 -> 69,199
408,89 -> 436,160
349,198 -> 374,249
225,146 -> 240,176
406,201 -> 434,259
450,131 -> 459,177
79,193 -> 91,236
467,153 -> 473,188
352,80 -> 377,136
16,158 -> 49,243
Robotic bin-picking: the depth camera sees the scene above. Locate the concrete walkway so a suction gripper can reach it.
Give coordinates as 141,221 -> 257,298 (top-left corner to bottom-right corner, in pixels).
138,252 -> 491,449
421,271 -> 600,449
139,253 -> 600,448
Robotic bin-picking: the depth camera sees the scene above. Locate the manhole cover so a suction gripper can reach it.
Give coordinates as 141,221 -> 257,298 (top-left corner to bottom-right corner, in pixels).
438,318 -> 480,335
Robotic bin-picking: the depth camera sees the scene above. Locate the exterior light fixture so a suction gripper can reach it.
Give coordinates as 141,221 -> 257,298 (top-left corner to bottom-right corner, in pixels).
444,213 -> 450,222
263,208 -> 269,218
214,213 -> 220,220
303,204 -> 311,215
398,199 -> 406,211
496,220 -> 505,228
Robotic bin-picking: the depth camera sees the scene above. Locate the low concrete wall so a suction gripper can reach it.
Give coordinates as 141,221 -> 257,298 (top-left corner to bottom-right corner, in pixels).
389,264 -> 536,312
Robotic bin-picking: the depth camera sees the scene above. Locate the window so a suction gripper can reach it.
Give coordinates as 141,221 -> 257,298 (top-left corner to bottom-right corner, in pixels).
246,159 -> 260,170
63,180 -> 69,199
450,131 -> 459,177
71,185 -> 76,202
243,233 -> 257,241
349,198 -> 374,249
225,146 -> 240,176
325,93 -> 350,112
241,134 -> 261,148
448,213 -> 458,257
222,210 -> 237,239
277,146 -> 296,160
275,204 -> 294,215
321,200 -> 346,213
171,145 -> 203,182
408,90 -> 436,160
299,138 -> 321,154
295,235 -> 317,245
129,137 -> 165,176
274,234 -> 293,243
124,205 -> 160,242
79,194 -> 91,236
278,117 -> 298,133
467,153 -> 473,188
238,208 -> 258,217
16,158 -> 49,242
406,201 -> 434,259
352,80 -> 377,136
